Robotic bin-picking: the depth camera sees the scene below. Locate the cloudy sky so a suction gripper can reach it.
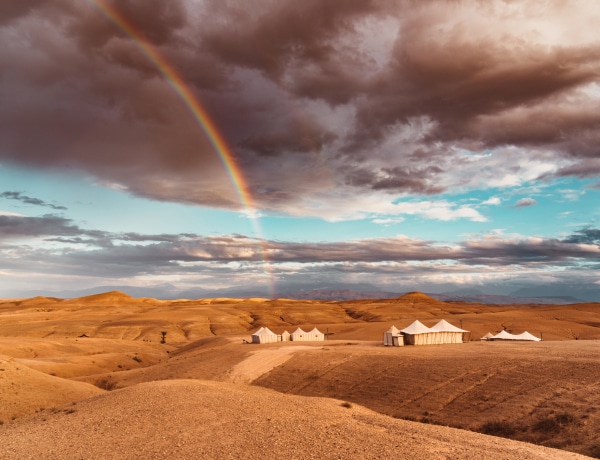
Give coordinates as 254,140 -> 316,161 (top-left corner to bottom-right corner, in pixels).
1,0 -> 599,298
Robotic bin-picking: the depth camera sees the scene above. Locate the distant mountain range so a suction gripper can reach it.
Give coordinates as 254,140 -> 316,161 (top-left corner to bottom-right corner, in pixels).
11,283 -> 598,304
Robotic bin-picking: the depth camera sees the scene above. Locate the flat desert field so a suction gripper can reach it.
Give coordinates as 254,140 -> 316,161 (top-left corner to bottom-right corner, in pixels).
0,291 -> 599,458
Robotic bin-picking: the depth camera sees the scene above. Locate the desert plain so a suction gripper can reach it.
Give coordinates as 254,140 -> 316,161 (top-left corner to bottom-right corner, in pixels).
0,290 -> 599,459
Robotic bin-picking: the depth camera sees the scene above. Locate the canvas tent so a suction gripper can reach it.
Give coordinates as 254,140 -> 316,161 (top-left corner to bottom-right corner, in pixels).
480,332 -> 494,341
251,327 -> 278,344
400,320 -> 437,345
280,330 -> 291,342
307,327 -> 325,341
429,319 -> 468,344
490,330 -> 541,341
290,327 -> 307,341
383,326 -> 404,346
515,331 -> 541,341
400,319 -> 469,345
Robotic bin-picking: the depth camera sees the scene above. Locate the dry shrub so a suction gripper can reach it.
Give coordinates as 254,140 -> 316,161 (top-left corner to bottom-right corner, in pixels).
534,412 -> 578,434
95,378 -> 117,391
589,443 -> 600,459
478,421 -> 517,438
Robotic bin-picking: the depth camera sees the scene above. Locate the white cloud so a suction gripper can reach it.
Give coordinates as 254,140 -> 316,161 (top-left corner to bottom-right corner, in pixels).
482,197 -> 501,206
0,210 -> 23,217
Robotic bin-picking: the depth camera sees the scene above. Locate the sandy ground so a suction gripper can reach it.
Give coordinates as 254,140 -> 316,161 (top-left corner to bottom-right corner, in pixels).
225,345 -> 319,383
0,379 -> 590,460
0,292 -> 599,458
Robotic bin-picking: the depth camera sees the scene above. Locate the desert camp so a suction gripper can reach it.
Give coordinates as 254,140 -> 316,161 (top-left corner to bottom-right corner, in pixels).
389,319 -> 470,346
251,327 -> 325,343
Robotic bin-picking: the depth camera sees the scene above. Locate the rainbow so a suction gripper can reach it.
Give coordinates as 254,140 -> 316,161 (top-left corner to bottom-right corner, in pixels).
87,0 -> 276,297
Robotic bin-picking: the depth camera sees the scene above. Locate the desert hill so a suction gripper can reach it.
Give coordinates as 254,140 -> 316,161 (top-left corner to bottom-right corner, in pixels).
0,379 -> 588,460
0,292 -> 599,457
0,354 -> 104,419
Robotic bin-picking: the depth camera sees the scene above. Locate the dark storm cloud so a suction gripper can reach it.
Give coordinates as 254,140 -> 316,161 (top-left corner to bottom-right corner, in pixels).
0,0 -> 46,25
1,1 -> 600,215
0,191 -> 67,210
0,215 -> 89,238
563,228 -> 600,245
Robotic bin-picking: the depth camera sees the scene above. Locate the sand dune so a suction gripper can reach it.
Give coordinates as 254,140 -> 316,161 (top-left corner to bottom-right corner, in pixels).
0,379 -> 588,459
0,354 -> 104,421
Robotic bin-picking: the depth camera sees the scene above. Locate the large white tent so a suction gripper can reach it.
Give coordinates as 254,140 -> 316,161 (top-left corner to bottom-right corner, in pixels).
515,331 -> 541,341
490,330 -> 541,341
400,320 -> 437,345
383,325 -> 403,346
290,327 -> 324,341
400,319 -> 468,345
251,327 -> 279,344
429,319 -> 469,344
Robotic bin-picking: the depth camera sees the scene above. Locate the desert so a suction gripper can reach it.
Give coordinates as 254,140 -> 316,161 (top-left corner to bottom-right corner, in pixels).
0,291 -> 599,459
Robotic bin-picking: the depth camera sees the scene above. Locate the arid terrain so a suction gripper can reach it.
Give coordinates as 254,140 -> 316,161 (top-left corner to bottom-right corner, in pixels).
0,291 -> 599,458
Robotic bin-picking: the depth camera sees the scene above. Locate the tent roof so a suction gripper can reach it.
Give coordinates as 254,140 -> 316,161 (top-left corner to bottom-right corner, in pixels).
252,327 -> 277,336
491,330 -> 518,340
430,319 -> 468,333
308,327 -> 323,334
480,332 -> 494,339
515,331 -> 541,341
400,320 -> 432,335
385,325 -> 400,334
490,330 -> 541,341
291,328 -> 306,334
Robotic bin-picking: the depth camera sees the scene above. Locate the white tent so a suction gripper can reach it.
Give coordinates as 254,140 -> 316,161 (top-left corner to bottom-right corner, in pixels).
400,320 -> 436,345
490,330 -> 541,341
383,325 -> 403,346
290,327 -> 307,341
307,327 -> 325,341
429,319 -> 468,344
280,330 -> 291,342
515,331 -> 541,341
480,332 -> 494,341
400,319 -> 469,345
251,327 -> 278,344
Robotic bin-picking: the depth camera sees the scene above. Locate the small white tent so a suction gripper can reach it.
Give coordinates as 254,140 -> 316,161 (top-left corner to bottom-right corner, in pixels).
384,325 -> 399,346
290,327 -> 307,341
307,327 -> 325,341
280,330 -> 291,342
480,332 -> 494,341
251,327 -> 278,344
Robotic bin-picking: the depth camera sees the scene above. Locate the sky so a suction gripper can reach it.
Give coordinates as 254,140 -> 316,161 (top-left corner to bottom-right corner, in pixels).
1,0 -> 600,299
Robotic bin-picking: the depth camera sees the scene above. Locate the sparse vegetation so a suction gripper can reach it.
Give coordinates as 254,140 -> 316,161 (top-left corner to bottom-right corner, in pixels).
477,421 -> 517,438
533,411 -> 579,434
160,331 -> 167,344
95,378 -> 117,391
341,402 -> 352,409
589,443 -> 600,459
132,355 -> 142,363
